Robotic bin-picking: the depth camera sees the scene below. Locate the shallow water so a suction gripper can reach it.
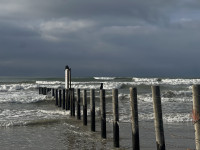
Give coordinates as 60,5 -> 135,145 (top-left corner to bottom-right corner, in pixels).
0,77 -> 198,149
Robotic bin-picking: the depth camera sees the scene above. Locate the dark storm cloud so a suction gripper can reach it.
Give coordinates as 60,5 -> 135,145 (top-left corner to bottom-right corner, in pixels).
0,0 -> 200,77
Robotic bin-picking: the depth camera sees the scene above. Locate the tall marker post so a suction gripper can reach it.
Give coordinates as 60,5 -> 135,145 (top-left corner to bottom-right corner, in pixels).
65,65 -> 70,89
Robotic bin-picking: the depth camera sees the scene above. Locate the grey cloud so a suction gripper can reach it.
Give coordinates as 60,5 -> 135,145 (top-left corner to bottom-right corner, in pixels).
0,0 -> 200,77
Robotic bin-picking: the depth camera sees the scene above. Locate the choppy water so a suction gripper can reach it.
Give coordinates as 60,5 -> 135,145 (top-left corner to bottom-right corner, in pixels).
0,76 -> 198,149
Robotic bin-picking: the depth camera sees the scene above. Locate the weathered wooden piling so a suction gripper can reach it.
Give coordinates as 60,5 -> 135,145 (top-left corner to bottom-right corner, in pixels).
83,89 -> 87,126
69,68 -> 72,88
70,89 -> 75,116
100,89 -> 106,139
65,65 -> 70,89
52,88 -> 55,97
130,87 -> 140,150
90,89 -> 95,132
72,88 -> 75,116
39,87 -> 41,94
66,89 -> 69,110
112,89 -> 119,148
47,88 -> 51,93
76,89 -> 81,120
192,85 -> 200,150
152,86 -> 165,150
70,89 -> 73,116
55,89 -> 58,106
40,87 -> 43,94
62,89 -> 66,109
59,89 -> 62,107
43,87 -> 47,95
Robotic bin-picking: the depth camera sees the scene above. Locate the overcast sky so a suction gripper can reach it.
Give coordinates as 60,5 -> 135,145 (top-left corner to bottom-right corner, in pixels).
0,0 -> 200,77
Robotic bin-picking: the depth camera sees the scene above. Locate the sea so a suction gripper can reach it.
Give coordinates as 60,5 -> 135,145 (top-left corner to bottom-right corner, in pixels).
0,76 -> 198,150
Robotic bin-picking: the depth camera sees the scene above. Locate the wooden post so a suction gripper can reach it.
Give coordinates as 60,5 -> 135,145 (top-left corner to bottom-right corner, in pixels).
65,89 -> 69,110
55,89 -> 58,106
59,89 -> 62,107
39,87 -> 41,94
76,89 -> 81,120
72,88 -> 75,116
83,89 -> 87,126
112,89 -> 119,148
69,68 -> 72,89
65,65 -> 70,89
47,88 -> 51,93
100,89 -> 106,139
40,87 -> 43,94
70,89 -> 73,116
192,85 -> 200,150
152,86 -> 165,150
43,87 -> 47,95
62,89 -> 66,109
52,88 -> 55,97
130,87 -> 140,150
90,89 -> 95,132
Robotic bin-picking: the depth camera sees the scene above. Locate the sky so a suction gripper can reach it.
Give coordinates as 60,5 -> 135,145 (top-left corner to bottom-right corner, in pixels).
0,0 -> 200,77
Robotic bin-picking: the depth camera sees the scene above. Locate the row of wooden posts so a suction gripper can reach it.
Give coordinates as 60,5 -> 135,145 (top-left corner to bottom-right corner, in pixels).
38,85 -> 200,150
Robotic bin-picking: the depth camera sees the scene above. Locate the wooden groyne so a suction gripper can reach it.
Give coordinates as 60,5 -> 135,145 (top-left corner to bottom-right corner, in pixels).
37,66 -> 200,150
38,84 -> 200,150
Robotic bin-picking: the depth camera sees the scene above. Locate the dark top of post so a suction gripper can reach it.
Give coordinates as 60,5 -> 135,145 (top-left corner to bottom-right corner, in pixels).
65,65 -> 69,70
100,83 -> 103,89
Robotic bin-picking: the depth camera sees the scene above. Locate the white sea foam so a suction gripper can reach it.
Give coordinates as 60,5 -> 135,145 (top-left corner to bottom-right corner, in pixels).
0,83 -> 39,92
115,112 -> 192,123
36,81 -> 64,85
132,77 -> 200,86
72,81 -> 123,89
163,113 -> 192,123
132,77 -> 160,85
0,109 -> 70,127
0,91 -> 47,103
161,78 -> 200,85
94,77 -> 116,80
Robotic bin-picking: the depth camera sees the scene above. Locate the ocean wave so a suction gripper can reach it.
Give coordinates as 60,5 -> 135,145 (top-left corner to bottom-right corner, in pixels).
162,90 -> 192,98
0,109 -> 70,127
36,81 -> 64,85
72,81 -> 124,89
0,83 -> 39,92
162,78 -> 200,85
0,91 -> 49,104
132,77 -> 161,85
94,77 -> 116,80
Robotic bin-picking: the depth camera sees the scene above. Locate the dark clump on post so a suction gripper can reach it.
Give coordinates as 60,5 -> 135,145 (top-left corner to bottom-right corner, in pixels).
152,86 -> 165,150
192,85 -> 200,150
130,87 -> 140,150
62,89 -> 66,109
83,89 -> 87,126
100,89 -> 106,139
112,89 -> 119,148
55,89 -> 58,106
90,89 -> 95,132
100,83 -> 103,89
59,89 -> 62,107
76,89 -> 81,120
